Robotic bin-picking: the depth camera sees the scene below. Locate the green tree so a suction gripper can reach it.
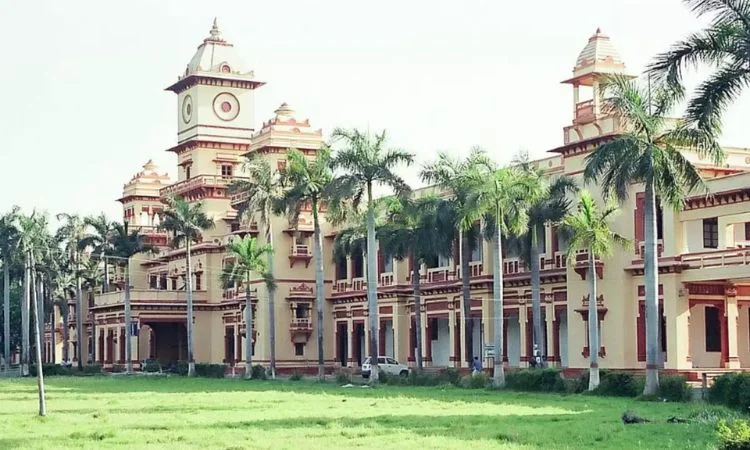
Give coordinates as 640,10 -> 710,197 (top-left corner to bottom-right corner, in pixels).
649,0 -> 750,133
464,164 -> 532,387
18,211 -> 48,415
229,156 -> 285,378
221,236 -> 274,379
512,153 -> 577,365
421,148 -> 489,366
583,75 -> 722,395
52,271 -> 76,363
159,197 -> 214,377
0,206 -> 20,369
110,222 -> 154,373
278,147 -> 334,380
377,195 -> 456,370
561,191 -> 629,389
55,213 -> 87,370
81,214 -> 115,293
330,128 -> 414,382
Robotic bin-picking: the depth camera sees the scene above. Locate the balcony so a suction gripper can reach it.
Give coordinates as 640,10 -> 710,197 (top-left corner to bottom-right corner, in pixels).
574,100 -> 595,124
379,272 -> 395,287
160,175 -> 247,198
289,317 -> 313,342
94,289 -> 210,308
681,248 -> 750,282
288,244 -> 312,268
230,190 -> 250,208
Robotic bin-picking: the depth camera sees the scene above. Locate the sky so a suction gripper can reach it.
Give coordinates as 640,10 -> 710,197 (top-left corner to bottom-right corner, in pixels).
3,0 -> 749,222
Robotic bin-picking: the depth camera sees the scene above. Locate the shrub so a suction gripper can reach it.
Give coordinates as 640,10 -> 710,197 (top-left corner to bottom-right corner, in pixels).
437,368 -> 461,386
717,420 -> 750,450
335,369 -> 352,385
710,373 -> 750,413
658,375 -> 691,402
407,370 -> 441,386
142,361 -> 162,373
110,364 -> 125,374
175,361 -> 188,376
379,371 -> 406,385
289,371 -> 303,381
250,364 -> 267,380
505,369 -> 566,392
194,364 -> 225,378
82,364 -> 102,375
29,364 -> 71,377
596,371 -> 643,397
460,373 -> 490,389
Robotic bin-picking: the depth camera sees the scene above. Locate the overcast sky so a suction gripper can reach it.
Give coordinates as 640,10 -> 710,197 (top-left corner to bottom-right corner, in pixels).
3,0 -> 748,221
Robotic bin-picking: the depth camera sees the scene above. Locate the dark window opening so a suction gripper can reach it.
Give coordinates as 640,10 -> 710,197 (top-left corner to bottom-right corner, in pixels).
425,254 -> 439,269
221,165 -> 233,177
705,306 -> 721,352
159,273 -> 167,290
656,202 -> 664,240
225,327 -> 235,363
195,274 -> 202,291
703,218 -> 719,249
335,256 -> 348,280
429,318 -> 439,340
352,250 -> 364,278
186,166 -> 191,179
149,275 -> 158,290
295,304 -> 308,319
171,278 -> 177,291
295,343 -> 304,356
745,222 -> 750,240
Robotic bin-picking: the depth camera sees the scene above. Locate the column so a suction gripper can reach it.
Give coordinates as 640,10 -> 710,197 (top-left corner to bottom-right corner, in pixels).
592,81 -> 600,115
423,315 -> 432,364
519,306 -> 528,366
720,302 -> 729,367
546,302 -> 556,364
573,83 -> 580,115
379,320 -> 386,355
448,308 -> 457,367
392,303 -> 408,363
235,324 -> 242,364
664,279 -> 691,370
408,317 -> 415,363
726,289 -> 741,369
363,320 -> 370,358
680,221 -> 689,254
346,317 -> 354,366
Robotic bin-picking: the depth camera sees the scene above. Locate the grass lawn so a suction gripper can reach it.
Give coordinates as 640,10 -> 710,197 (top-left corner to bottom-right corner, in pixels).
0,376 -> 730,449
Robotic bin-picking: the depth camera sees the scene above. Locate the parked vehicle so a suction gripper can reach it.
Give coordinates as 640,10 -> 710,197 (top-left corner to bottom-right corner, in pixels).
361,356 -> 409,379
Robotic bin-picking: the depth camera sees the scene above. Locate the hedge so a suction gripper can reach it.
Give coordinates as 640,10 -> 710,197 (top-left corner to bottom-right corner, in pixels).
709,373 -> 750,413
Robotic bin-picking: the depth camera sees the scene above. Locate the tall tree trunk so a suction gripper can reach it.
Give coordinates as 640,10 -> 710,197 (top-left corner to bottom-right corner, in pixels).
62,302 -> 70,363
36,275 -> 44,362
266,221 -> 276,379
22,260 -> 30,376
587,249 -> 600,390
75,253 -> 83,370
412,256 -> 423,370
313,202 -> 325,380
365,183 -> 379,382
30,262 -> 46,416
3,264 -> 9,370
244,270 -> 253,379
185,240 -> 195,377
643,180 -> 660,395
460,235 -> 473,367
49,287 -> 55,364
530,225 -> 545,367
124,260 -> 133,374
493,225 -> 505,387
102,252 -> 109,294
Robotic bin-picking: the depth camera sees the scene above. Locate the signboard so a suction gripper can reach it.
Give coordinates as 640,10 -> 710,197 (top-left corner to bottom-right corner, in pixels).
484,344 -> 495,358
129,321 -> 139,337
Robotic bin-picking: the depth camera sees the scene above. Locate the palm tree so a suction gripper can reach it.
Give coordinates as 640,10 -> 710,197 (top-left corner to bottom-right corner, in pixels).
0,206 -> 20,369
421,148 -> 490,367
159,196 -> 214,377
221,237 -> 273,379
330,128 -> 414,381
110,221 -> 154,373
464,164 -> 533,387
561,192 -> 629,390
649,0 -> 750,133
278,147 -> 334,380
56,213 -> 87,370
18,212 -> 48,414
377,195 -> 456,370
583,75 -> 722,395
79,255 -> 103,364
52,271 -> 76,364
512,153 -> 578,366
81,214 -> 115,293
229,155 -> 285,378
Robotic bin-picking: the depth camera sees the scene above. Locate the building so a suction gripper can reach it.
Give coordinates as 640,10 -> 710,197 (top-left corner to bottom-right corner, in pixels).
52,23 -> 750,379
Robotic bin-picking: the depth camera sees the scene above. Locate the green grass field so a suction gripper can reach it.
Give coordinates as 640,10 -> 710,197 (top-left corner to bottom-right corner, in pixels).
0,376 -> 731,449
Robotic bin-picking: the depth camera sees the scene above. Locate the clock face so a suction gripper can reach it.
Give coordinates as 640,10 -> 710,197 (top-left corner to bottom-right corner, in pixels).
213,92 -> 240,121
182,95 -> 193,123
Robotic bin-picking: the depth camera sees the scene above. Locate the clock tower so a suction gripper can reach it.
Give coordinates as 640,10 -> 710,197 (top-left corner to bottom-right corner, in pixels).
161,19 -> 264,236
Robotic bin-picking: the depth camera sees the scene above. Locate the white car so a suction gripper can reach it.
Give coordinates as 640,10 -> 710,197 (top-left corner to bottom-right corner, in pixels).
361,356 -> 409,379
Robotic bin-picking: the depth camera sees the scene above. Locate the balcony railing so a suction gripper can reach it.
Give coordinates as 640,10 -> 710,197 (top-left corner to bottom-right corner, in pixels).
682,248 -> 750,269
554,251 -> 567,269
291,244 -> 309,256
379,272 -> 394,286
575,100 -> 595,123
160,175 -> 247,198
637,239 -> 664,258
230,190 -> 250,207
290,317 -> 313,330
94,289 -> 209,307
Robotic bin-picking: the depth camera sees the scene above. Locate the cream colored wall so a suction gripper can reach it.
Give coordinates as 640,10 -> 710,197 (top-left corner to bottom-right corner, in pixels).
689,304 -> 722,368
738,305 -> 750,367
177,84 -> 256,146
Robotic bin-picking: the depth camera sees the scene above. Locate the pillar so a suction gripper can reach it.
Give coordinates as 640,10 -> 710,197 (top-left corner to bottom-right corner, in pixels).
448,308 -> 457,367
379,320 -> 386,355
592,81 -> 600,115
393,303 -> 408,363
364,319 -> 370,358
545,302 -> 556,364
519,306 -> 528,366
680,221 -> 690,254
423,314 -> 432,364
726,291 -> 741,369
573,83 -> 580,115
347,317 -> 354,366
408,316 -> 415,363
664,279 -> 692,370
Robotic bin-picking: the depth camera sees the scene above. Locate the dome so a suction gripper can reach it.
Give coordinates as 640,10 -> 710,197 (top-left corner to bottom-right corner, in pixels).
184,18 -> 251,76
574,28 -> 625,71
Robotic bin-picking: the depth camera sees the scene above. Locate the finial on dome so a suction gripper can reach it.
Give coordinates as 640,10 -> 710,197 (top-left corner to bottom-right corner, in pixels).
143,159 -> 156,170
274,102 -> 295,119
210,17 -> 220,38
596,27 -> 601,34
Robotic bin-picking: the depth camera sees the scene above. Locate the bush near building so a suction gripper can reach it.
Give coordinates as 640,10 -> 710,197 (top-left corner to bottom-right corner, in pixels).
709,373 -> 750,413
